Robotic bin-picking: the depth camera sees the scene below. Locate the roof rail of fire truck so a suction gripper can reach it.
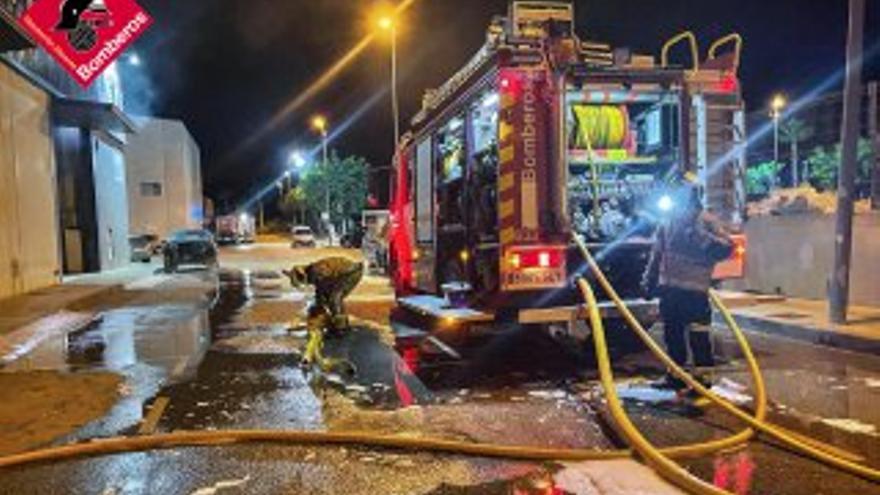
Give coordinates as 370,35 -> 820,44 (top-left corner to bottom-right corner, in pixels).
661,30 -> 700,72
708,33 -> 743,72
413,42 -> 496,125
509,1 -> 574,38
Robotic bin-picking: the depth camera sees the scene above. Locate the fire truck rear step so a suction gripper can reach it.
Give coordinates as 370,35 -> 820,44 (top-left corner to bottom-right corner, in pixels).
398,296 -> 496,325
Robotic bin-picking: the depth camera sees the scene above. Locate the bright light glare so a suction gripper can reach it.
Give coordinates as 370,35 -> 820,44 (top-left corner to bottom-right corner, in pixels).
658,195 -> 675,212
311,115 -> 328,133
481,93 -> 500,108
128,53 -> 141,66
377,16 -> 394,30
771,94 -> 787,112
290,151 -> 307,168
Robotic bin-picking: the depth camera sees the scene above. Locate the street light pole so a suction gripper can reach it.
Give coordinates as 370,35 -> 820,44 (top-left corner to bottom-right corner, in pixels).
312,115 -> 332,245
830,0 -> 865,324
321,128 -> 330,234
773,114 -> 780,163
378,15 -> 401,149
770,94 -> 786,164
869,81 -> 880,210
391,24 -> 400,147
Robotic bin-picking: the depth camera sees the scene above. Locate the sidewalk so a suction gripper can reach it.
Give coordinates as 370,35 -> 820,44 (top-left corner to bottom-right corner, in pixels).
0,262 -> 164,365
716,292 -> 880,355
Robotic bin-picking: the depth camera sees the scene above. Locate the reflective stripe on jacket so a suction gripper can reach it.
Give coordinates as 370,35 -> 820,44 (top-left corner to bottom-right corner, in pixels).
645,212 -> 731,293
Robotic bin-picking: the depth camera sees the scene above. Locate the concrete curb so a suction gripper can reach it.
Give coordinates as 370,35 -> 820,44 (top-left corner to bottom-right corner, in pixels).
714,311 -> 880,356
0,311 -> 102,367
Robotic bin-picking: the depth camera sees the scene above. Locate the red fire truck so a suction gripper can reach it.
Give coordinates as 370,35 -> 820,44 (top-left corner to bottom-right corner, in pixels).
389,1 -> 747,349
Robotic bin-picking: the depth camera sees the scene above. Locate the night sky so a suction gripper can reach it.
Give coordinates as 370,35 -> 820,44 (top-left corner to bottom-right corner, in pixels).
130,0 -> 880,209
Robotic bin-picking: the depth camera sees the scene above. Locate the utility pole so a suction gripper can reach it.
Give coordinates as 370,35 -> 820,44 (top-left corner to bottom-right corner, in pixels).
869,81 -> 879,210
391,24 -> 400,147
830,0 -> 865,324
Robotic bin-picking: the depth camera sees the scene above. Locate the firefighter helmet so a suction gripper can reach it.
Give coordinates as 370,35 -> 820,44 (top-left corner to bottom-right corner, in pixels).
56,0 -> 95,30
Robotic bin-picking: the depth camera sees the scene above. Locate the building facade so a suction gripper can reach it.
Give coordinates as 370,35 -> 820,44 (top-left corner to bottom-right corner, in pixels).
0,0 -> 134,299
0,57 -> 60,298
125,117 -> 204,239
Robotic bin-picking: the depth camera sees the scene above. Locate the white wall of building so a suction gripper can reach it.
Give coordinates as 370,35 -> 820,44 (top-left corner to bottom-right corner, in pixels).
92,136 -> 131,270
125,117 -> 203,239
0,62 -> 61,299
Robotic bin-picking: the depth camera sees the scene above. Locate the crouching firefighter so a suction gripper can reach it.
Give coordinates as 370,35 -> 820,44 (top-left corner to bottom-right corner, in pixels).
283,257 -> 364,373
642,174 -> 734,394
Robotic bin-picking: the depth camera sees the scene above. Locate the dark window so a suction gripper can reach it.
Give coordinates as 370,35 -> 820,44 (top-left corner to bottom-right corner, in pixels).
140,182 -> 163,197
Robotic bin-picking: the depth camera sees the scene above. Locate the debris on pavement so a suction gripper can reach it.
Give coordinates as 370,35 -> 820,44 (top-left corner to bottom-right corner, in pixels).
189,475 -> 251,495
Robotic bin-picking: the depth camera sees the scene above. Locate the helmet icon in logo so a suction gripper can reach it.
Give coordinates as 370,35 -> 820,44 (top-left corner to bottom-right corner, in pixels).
55,0 -> 113,52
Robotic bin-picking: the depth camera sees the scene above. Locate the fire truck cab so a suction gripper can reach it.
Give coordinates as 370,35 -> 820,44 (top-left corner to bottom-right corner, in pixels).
389,1 -> 746,349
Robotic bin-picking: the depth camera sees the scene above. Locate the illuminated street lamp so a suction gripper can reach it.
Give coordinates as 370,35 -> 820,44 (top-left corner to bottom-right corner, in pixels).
311,115 -> 329,166
311,115 -> 332,243
376,12 -> 400,148
770,94 -> 787,164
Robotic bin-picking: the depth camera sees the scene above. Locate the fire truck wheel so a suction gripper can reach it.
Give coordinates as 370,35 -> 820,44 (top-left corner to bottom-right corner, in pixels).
68,24 -> 98,52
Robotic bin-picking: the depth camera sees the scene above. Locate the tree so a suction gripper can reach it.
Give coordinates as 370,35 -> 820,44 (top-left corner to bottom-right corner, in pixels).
779,118 -> 815,186
806,139 -> 875,192
301,152 -> 370,233
279,186 -> 308,225
746,161 -> 781,198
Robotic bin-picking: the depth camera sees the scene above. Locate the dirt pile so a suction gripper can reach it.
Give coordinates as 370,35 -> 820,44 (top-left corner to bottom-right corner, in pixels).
748,187 -> 872,217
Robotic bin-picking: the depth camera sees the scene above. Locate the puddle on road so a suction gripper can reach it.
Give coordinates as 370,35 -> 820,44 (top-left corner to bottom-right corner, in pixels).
4,305 -> 211,380
1,304 -> 213,438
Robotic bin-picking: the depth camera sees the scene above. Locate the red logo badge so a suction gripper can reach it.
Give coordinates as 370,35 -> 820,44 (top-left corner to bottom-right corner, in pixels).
18,0 -> 153,88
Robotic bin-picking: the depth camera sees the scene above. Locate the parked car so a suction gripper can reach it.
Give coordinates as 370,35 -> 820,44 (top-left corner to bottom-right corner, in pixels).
290,225 -> 316,248
129,234 -> 161,263
163,229 -> 218,273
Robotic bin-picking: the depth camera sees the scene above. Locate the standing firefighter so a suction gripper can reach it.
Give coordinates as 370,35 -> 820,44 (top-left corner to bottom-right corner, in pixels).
283,257 -> 364,371
642,175 -> 734,392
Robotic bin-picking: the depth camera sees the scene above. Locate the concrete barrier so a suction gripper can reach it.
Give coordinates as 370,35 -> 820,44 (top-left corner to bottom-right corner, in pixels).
726,212 -> 880,306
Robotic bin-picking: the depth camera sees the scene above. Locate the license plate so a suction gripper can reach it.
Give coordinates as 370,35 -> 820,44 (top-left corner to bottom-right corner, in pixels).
502,268 -> 567,291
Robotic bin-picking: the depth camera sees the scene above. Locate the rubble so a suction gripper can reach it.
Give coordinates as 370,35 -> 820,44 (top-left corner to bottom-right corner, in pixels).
748,187 -> 872,217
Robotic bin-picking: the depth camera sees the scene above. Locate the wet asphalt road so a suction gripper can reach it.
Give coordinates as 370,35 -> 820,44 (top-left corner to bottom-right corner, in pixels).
1,245 -> 879,494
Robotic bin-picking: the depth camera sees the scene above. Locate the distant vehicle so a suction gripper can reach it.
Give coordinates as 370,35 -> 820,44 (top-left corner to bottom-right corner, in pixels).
216,214 -> 256,245
129,234 -> 161,263
291,225 -> 316,248
163,229 -> 218,273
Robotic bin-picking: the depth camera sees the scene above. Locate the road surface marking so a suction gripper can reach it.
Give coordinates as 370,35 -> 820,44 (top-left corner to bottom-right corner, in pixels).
138,396 -> 170,435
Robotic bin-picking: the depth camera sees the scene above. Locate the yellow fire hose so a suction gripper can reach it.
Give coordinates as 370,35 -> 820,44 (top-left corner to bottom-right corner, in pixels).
573,235 -> 880,484
0,244 -> 875,495
0,275 -> 771,472
578,277 -> 731,494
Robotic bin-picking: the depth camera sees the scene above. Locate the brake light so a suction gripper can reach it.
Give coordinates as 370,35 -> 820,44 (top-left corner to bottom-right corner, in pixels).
506,246 -> 565,270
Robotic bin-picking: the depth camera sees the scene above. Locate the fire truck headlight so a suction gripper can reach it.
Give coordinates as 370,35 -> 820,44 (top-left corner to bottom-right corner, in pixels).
657,195 -> 675,213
